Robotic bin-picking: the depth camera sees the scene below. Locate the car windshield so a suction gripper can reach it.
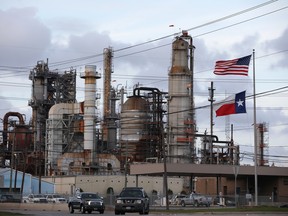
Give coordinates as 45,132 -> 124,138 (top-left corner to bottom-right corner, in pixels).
120,190 -> 143,197
82,193 -> 100,199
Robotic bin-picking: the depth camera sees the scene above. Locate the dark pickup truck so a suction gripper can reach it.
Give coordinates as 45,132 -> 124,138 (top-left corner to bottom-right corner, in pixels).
115,187 -> 149,215
68,192 -> 105,214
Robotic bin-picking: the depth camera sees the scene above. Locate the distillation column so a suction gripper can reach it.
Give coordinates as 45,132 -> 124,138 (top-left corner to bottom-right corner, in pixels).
168,31 -> 196,163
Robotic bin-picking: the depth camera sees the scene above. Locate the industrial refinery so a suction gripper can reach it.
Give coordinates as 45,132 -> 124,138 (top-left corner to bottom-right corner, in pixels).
1,31 -> 285,202
0,31 -> 272,176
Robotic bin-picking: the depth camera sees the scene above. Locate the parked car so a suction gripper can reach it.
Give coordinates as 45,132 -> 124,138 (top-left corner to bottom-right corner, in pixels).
22,195 -> 29,203
0,194 -> 21,203
114,187 -> 149,215
68,192 -> 105,214
169,194 -> 187,205
214,195 -> 235,206
46,194 -> 66,203
27,194 -> 48,203
179,193 -> 211,207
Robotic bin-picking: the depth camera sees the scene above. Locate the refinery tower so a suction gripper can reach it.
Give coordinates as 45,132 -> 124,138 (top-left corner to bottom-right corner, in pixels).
167,31 -> 196,164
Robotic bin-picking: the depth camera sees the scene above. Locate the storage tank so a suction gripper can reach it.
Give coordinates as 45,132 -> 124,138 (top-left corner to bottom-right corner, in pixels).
9,125 -> 33,151
120,96 -> 150,162
3,112 -> 32,150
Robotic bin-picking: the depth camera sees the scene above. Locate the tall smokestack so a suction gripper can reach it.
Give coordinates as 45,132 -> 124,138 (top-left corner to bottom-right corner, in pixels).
80,66 -> 101,162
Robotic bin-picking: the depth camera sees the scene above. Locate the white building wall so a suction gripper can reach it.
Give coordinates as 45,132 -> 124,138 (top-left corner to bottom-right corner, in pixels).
43,175 -> 184,196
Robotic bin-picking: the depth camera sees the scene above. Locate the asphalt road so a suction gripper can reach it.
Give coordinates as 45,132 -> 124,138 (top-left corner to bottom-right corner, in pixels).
1,203 -> 288,216
2,209 -> 288,216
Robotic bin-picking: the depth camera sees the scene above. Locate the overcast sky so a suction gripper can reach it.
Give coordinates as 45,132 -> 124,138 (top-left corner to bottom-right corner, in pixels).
0,0 -> 288,166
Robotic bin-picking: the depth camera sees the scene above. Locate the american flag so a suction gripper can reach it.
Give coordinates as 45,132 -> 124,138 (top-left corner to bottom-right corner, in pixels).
213,55 -> 252,76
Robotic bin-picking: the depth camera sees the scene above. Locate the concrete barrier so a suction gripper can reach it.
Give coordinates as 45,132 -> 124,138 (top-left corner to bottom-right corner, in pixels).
0,203 -> 68,211
0,203 -> 114,212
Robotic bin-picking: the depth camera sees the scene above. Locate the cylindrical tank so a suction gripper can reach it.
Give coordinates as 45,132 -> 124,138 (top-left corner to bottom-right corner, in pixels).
120,96 -> 150,162
8,125 -> 33,151
3,112 -> 26,149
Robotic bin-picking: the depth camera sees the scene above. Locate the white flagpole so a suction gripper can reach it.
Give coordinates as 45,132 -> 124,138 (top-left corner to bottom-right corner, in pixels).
253,49 -> 258,206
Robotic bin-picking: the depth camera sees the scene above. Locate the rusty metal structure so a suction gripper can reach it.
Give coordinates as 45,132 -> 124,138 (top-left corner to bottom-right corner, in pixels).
199,133 -> 239,165
1,34 -> 268,180
0,61 -> 77,175
45,65 -> 102,175
102,47 -> 119,152
119,87 -> 167,168
257,122 -> 269,166
28,60 -> 76,175
0,112 -> 32,172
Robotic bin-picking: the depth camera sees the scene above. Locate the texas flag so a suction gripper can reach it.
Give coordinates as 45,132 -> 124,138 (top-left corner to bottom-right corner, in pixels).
214,91 -> 246,117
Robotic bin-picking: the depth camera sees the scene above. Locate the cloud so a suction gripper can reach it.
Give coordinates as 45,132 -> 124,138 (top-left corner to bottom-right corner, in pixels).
0,7 -> 51,68
0,99 -> 13,130
264,27 -> 288,68
267,27 -> 288,51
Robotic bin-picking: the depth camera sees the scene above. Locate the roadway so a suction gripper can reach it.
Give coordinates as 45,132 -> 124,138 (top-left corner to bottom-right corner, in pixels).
1,203 -> 287,216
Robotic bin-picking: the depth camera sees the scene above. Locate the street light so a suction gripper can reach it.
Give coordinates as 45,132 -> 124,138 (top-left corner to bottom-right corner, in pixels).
124,140 -> 128,188
233,165 -> 239,207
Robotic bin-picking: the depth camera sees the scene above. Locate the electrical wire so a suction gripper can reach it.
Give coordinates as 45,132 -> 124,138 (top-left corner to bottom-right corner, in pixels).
0,0 -> 284,73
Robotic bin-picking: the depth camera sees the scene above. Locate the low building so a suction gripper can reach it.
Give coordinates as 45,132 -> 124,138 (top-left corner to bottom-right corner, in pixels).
0,168 -> 54,195
130,163 -> 288,203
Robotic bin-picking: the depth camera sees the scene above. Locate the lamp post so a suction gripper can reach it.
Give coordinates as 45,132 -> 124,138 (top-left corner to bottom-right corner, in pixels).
233,165 -> 239,207
124,140 -> 128,188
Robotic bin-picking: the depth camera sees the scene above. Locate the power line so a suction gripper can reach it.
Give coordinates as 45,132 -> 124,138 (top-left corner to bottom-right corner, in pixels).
0,0 -> 283,73
1,49 -> 288,85
61,3 -> 288,69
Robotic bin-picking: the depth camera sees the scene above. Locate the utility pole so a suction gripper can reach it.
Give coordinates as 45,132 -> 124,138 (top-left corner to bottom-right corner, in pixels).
208,82 -> 215,164
252,49 -> 258,206
162,125 -> 169,210
124,140 -> 128,188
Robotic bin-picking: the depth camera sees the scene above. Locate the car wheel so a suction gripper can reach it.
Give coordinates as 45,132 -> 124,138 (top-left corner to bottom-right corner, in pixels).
181,200 -> 185,207
99,209 -> 104,214
69,205 -> 74,214
115,210 -> 120,215
194,200 -> 199,207
87,210 -> 92,214
80,205 -> 86,214
139,205 -> 145,215
144,204 -> 149,214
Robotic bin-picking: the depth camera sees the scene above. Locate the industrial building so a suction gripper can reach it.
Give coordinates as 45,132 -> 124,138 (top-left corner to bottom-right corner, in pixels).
0,31 -> 287,203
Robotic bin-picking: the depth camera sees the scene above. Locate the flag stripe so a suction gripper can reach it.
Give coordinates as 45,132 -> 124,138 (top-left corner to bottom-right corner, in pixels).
216,104 -> 235,116
214,91 -> 246,117
213,55 -> 251,76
